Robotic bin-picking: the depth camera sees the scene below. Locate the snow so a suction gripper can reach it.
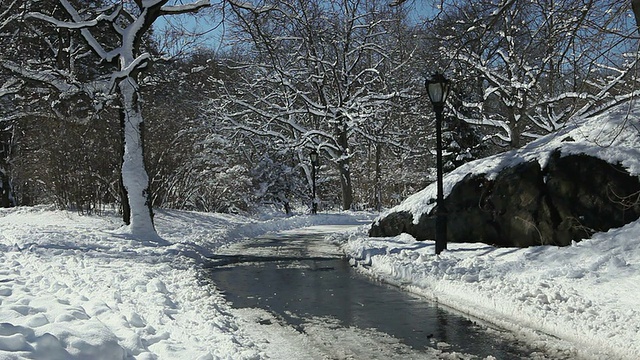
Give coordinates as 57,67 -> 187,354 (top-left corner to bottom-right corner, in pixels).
342,222 -> 640,360
2,203 -> 639,359
0,206 -> 372,360
160,0 -> 211,14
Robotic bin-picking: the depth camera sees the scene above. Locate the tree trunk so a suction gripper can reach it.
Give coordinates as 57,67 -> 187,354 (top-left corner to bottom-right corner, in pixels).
508,106 -> 521,149
119,109 -> 131,225
0,171 -> 13,208
336,120 -> 353,210
0,127 -> 15,208
338,160 -> 353,211
118,76 -> 155,236
374,142 -> 382,212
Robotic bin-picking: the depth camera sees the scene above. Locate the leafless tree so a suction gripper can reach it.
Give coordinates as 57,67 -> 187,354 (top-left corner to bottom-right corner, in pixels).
220,0 -> 418,210
20,0 -> 211,237
417,0 -> 638,148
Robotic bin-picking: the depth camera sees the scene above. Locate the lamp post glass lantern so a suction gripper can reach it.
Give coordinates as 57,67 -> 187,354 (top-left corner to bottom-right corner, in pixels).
426,72 -> 450,107
310,150 -> 318,214
426,72 -> 451,255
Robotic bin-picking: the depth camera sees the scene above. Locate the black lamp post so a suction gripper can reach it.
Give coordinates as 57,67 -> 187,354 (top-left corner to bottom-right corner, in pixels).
310,150 -> 319,214
426,72 -> 451,255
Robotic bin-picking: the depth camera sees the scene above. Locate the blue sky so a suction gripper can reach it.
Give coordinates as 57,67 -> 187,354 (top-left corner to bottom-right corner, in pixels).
154,0 -> 435,56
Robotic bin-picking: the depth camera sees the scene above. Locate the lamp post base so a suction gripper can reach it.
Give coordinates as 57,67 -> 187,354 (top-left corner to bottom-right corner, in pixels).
435,213 -> 447,254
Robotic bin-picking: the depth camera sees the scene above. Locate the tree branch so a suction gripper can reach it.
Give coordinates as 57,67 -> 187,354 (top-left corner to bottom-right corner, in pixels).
160,0 -> 211,16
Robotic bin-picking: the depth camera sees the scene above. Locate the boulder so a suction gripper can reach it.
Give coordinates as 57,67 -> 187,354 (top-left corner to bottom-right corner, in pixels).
369,152 -> 640,247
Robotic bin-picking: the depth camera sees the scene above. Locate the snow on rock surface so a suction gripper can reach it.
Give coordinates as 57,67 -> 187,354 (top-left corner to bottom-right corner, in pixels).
378,101 -> 640,225
0,206 -> 369,360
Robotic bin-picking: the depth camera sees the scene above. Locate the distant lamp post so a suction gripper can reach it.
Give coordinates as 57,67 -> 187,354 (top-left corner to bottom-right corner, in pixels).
426,72 -> 451,255
310,150 -> 319,214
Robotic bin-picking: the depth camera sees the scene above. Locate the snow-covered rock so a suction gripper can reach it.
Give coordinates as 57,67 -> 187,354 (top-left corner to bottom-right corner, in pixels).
371,102 -> 640,247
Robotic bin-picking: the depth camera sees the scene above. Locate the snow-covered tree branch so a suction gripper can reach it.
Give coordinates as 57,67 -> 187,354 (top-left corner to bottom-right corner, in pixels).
429,0 -> 638,149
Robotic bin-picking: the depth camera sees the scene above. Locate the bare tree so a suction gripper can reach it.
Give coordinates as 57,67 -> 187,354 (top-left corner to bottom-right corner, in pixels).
421,0 -> 638,149
221,0 -> 416,210
23,0 -> 211,237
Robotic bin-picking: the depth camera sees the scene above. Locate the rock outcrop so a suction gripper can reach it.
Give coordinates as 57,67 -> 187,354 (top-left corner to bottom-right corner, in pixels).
370,151 -> 640,247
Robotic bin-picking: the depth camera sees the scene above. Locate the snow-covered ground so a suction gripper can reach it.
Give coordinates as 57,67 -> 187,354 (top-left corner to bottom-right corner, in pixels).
0,206 -> 370,360
1,204 -> 638,359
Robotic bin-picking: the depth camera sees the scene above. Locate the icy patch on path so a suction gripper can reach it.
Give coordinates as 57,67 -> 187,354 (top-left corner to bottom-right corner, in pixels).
231,307 -> 482,359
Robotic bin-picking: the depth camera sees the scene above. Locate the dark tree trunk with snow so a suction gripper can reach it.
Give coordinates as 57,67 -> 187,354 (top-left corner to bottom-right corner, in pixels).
0,126 -> 14,208
0,177 -> 11,208
335,120 -> 353,210
0,167 -> 13,208
119,109 -> 131,224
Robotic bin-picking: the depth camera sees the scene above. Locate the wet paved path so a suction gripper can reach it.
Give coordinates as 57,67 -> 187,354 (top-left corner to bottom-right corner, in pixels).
206,226 -> 564,359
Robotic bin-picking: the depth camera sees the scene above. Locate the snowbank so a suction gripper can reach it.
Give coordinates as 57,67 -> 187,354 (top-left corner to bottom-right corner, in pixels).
342,223 -> 640,359
343,101 -> 640,360
0,205 -> 369,360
